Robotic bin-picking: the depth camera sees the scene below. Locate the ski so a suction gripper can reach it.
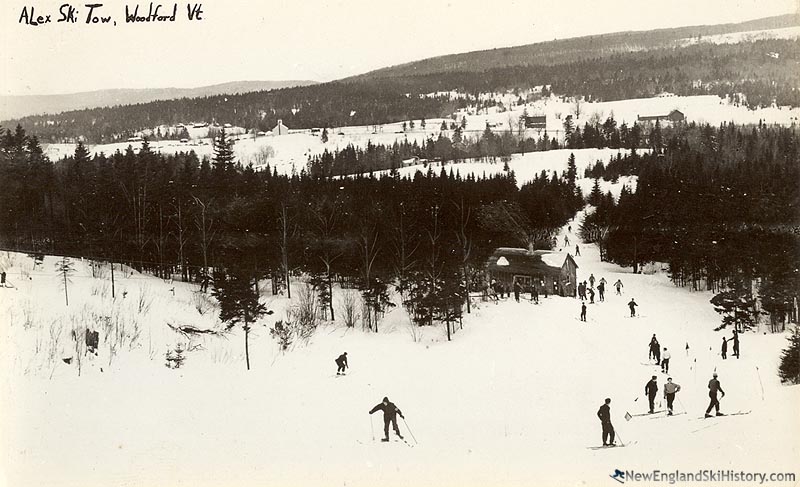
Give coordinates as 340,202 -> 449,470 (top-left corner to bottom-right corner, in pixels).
629,410 -> 665,417
697,410 -> 751,420
587,441 -> 636,450
648,412 -> 687,419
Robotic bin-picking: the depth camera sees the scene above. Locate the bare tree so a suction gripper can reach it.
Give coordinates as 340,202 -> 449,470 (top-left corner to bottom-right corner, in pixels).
454,198 -> 473,314
390,204 -> 419,300
192,196 -> 217,287
358,222 -> 381,332
172,198 -> 190,281
573,97 -> 583,119
309,198 -> 344,321
278,201 -> 296,299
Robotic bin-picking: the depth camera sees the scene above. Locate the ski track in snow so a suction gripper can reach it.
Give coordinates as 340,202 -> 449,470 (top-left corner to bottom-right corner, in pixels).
1,213 -> 799,486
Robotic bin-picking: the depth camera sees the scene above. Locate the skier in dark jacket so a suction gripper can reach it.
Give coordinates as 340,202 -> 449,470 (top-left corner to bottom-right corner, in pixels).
588,287 -> 595,304
649,335 -> 660,362
513,280 -> 522,302
731,330 -> 740,358
369,397 -> 404,441
597,398 -> 615,446
705,372 -> 725,417
645,375 -> 659,413
721,337 -> 728,360
597,281 -> 605,302
580,302 -> 587,322
628,298 -> 638,317
335,352 -> 348,375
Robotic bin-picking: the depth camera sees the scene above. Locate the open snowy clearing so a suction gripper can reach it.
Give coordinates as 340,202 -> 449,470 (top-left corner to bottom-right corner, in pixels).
1,208 -> 798,487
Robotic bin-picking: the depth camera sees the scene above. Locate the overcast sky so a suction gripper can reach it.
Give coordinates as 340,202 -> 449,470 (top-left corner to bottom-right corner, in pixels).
1,0 -> 797,95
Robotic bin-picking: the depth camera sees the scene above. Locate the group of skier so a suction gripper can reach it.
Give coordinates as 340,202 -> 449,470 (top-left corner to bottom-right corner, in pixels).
721,330 -> 740,359
598,370 -> 726,446
333,352 -> 409,443
576,275 -> 639,321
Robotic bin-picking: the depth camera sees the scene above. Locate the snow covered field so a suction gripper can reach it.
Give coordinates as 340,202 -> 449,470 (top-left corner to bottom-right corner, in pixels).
40,93 -> 800,172
1,209 -> 798,487
367,148 -> 639,197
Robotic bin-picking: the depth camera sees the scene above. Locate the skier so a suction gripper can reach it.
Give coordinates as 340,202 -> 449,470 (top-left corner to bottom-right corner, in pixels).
575,244 -> 581,256
661,347 -> 671,373
369,396 -> 404,442
0,271 -> 6,287
597,398 -> 615,446
200,272 -> 211,293
564,235 -> 570,247
628,298 -> 638,317
614,279 -> 623,295
705,372 -> 725,417
580,302 -> 587,322
589,274 -> 595,289
721,337 -> 728,360
649,334 -> 660,362
663,377 -> 681,415
335,352 -> 348,375
645,375 -> 658,414
731,329 -> 740,358
588,287 -> 595,304
597,281 -> 605,302
531,284 -> 539,304
578,281 -> 586,300
513,279 -> 522,302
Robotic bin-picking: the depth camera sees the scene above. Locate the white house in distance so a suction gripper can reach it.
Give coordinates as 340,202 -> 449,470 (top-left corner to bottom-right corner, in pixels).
272,119 -> 290,135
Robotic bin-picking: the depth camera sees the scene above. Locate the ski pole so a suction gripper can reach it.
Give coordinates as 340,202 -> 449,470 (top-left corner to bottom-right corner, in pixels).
615,429 -> 625,447
755,366 -> 764,401
401,417 -> 418,444
370,415 -> 375,441
677,396 -> 688,414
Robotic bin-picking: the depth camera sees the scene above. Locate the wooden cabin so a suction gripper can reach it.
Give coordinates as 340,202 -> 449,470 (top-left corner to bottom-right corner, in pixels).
486,247 -> 578,297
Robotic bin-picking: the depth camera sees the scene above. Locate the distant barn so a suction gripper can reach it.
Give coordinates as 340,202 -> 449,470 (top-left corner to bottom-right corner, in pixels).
637,109 -> 685,124
486,248 -> 578,297
272,119 -> 290,135
523,115 -> 547,129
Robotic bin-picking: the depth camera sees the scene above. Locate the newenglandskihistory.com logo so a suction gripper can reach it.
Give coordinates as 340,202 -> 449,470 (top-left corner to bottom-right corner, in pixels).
608,469 -> 796,484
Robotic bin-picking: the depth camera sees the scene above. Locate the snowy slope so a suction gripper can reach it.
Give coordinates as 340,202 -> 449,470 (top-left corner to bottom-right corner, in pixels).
1,211 -> 798,487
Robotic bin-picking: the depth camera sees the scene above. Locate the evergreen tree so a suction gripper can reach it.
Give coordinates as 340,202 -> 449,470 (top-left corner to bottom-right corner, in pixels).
588,178 -> 603,206
212,268 -> 268,370
55,257 -> 75,306
212,128 -> 236,174
710,279 -> 757,332
321,127 -> 329,143
778,327 -> 800,384
566,153 -> 577,187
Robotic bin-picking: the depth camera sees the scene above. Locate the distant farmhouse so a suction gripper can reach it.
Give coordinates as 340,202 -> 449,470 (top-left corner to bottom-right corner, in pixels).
637,109 -> 685,125
272,119 -> 290,135
523,115 -> 547,129
486,248 -> 578,297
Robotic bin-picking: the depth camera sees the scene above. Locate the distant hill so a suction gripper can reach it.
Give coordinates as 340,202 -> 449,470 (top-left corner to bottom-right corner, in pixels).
0,80 -> 318,119
3,15 -> 798,145
350,14 -> 799,80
